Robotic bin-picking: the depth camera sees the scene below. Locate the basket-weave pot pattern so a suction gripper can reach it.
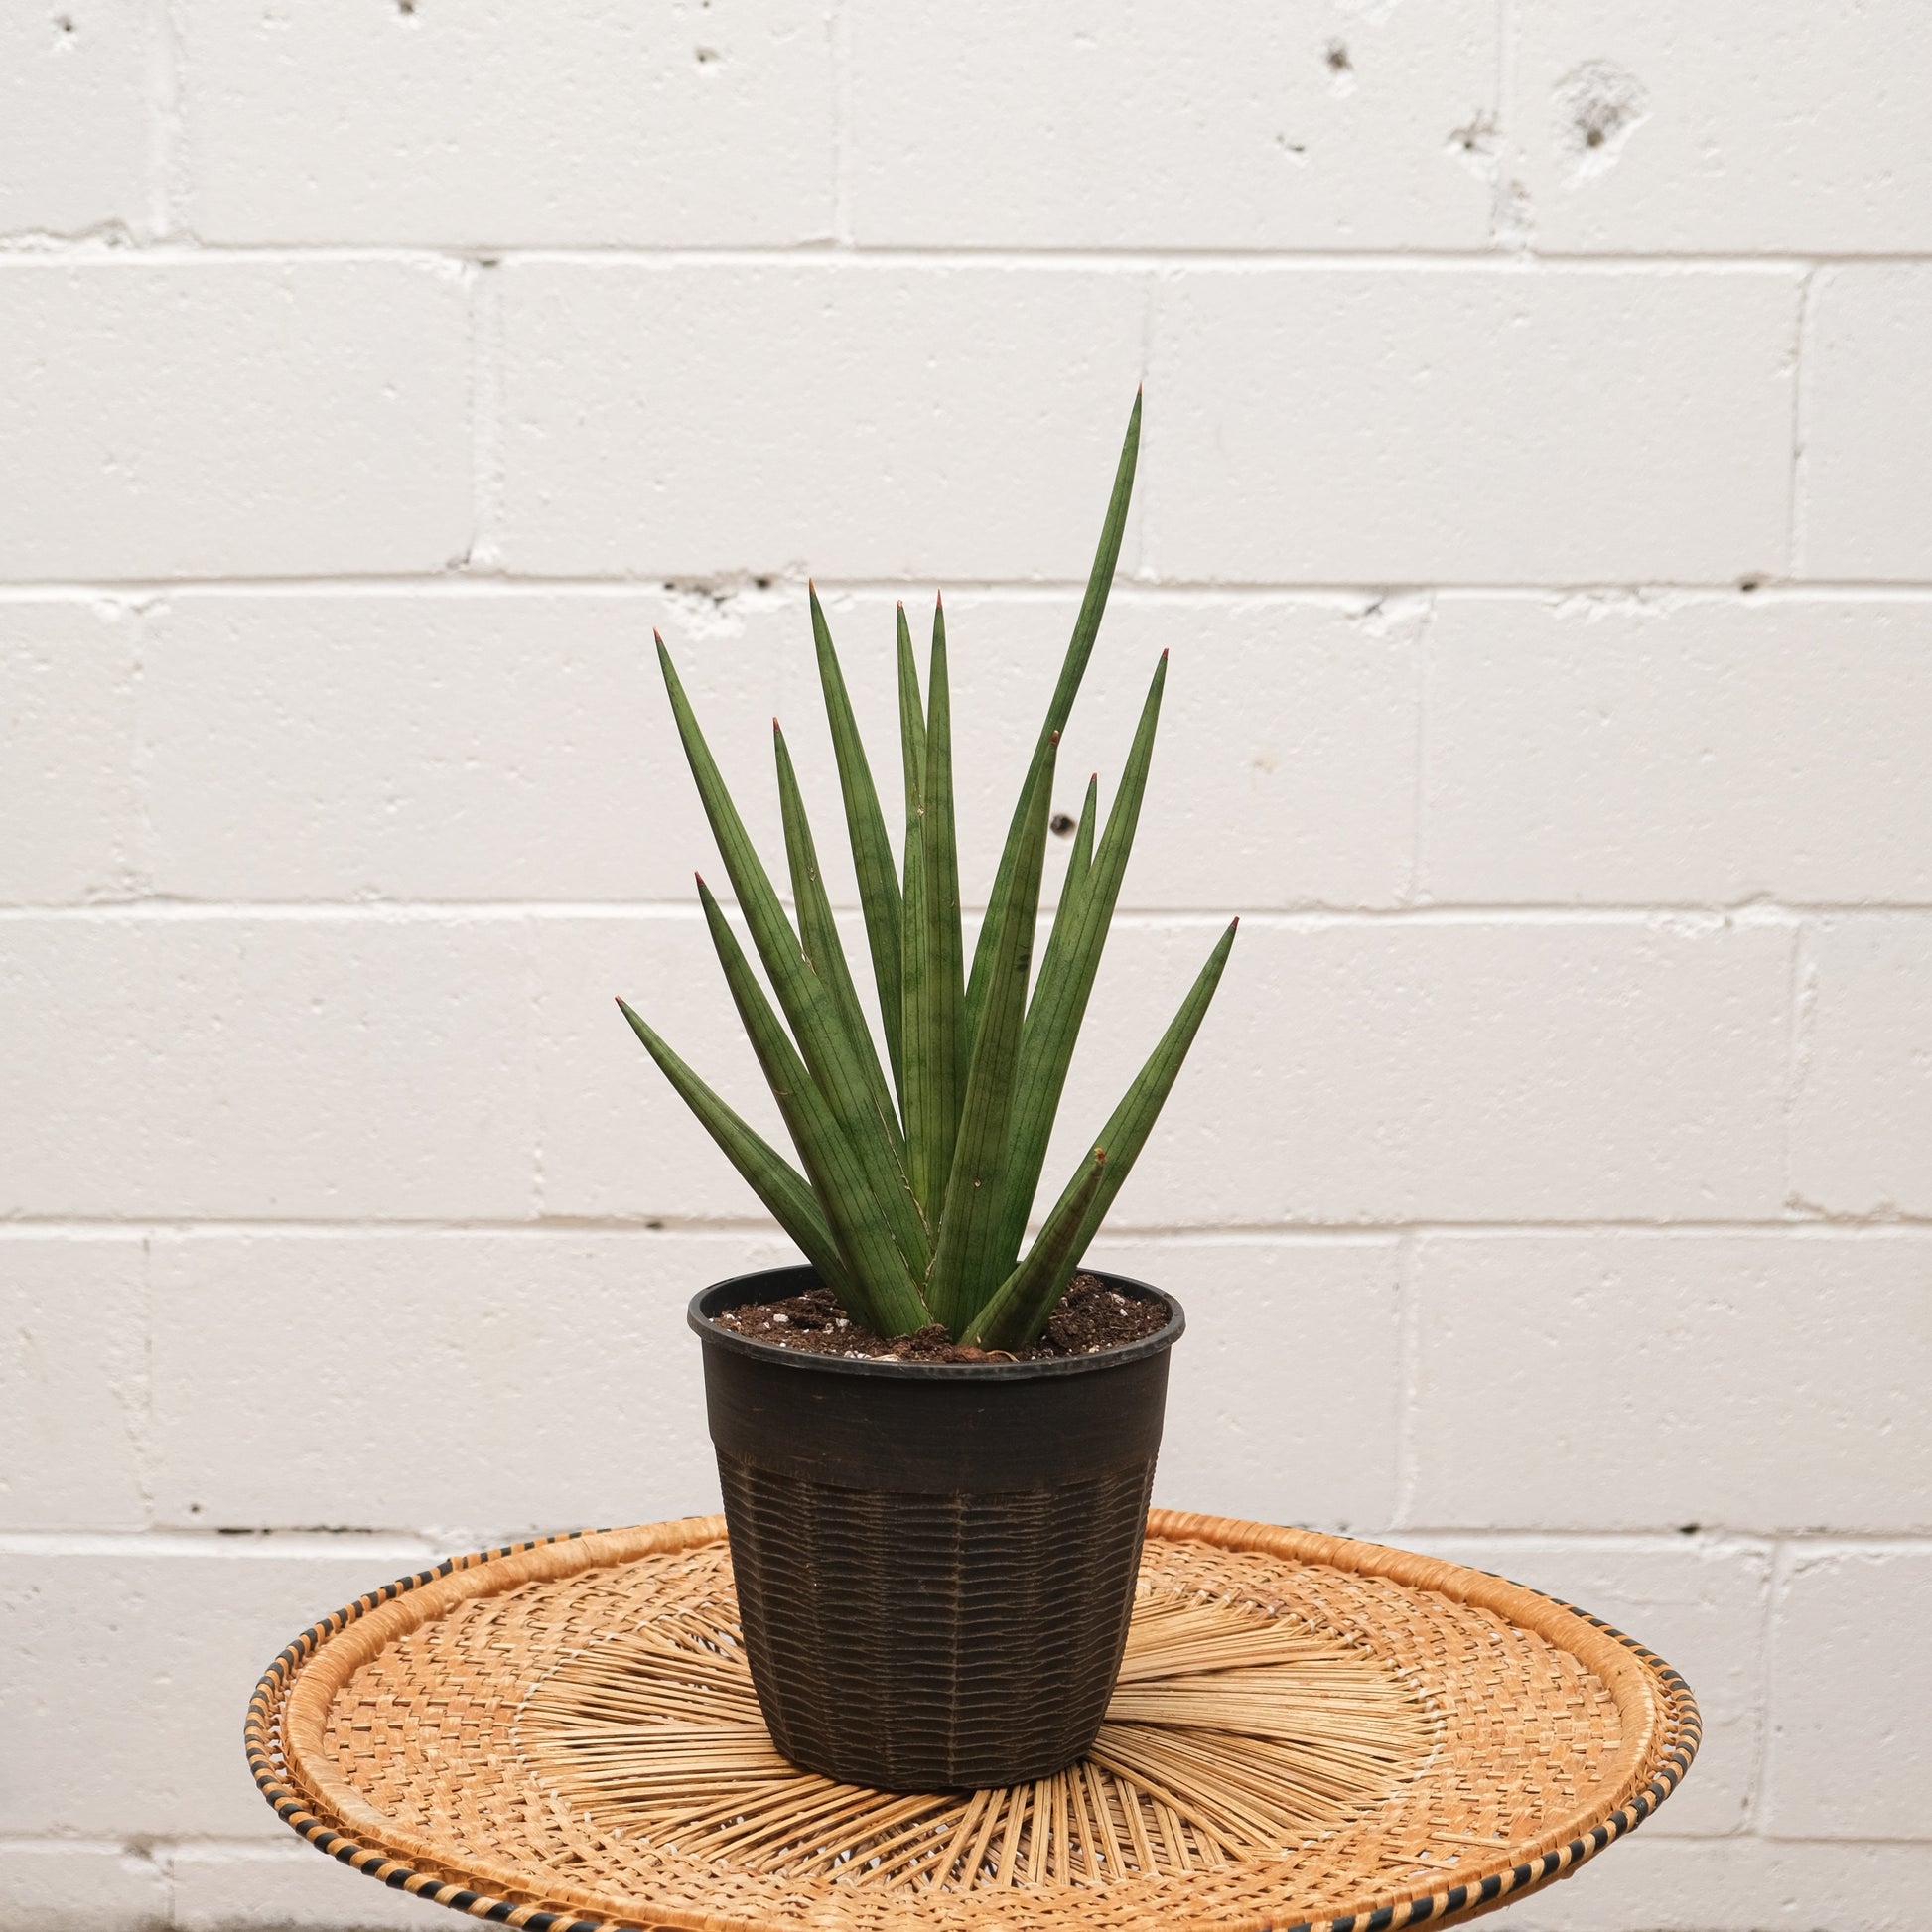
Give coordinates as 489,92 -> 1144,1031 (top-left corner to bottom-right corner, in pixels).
692,1265 -> 1182,1790
720,1453 -> 1155,1789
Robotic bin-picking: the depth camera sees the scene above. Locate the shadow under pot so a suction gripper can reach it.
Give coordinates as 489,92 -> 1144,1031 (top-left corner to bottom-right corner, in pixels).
690,1265 -> 1184,1792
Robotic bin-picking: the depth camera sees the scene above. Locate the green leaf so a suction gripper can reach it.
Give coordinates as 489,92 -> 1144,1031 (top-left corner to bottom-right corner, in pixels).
656,634 -> 931,1294
904,600 -> 966,1225
772,719 -> 904,1159
894,601 -> 926,1122
965,390 -> 1141,1039
1025,774 -> 1100,1099
1059,917 -> 1239,1269
990,652 -> 1167,1271
809,586 -> 905,1107
693,878 -> 930,1335
899,774 -> 930,1219
896,601 -> 926,894
614,996 -> 858,1309
925,725 -> 1059,1335
1062,772 -> 1098,907
958,1147 -> 1107,1351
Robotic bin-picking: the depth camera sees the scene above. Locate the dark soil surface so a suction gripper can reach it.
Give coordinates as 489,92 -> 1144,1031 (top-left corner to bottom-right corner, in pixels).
711,1273 -> 1169,1363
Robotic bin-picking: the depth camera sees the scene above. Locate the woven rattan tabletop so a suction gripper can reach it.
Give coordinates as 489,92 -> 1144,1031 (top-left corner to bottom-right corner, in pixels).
246,1511 -> 1697,1932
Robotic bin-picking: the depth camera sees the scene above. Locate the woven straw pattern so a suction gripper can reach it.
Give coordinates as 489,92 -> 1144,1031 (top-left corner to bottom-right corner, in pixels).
719,1451 -> 1155,1787
247,1514 -> 1699,1932
517,1582 -> 1435,1884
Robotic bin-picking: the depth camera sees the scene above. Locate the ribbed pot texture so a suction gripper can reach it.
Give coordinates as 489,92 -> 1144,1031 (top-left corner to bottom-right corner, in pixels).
690,1265 -> 1183,1791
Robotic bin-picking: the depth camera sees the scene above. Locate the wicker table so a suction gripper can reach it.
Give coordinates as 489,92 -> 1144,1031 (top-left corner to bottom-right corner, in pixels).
247,1511 -> 1697,1932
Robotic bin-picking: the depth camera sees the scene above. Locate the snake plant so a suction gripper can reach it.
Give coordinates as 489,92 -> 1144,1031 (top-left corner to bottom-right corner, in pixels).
619,395 -> 1236,1348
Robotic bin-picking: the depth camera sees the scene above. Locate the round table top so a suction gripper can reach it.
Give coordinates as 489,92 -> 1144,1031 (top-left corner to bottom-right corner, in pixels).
247,1511 -> 1697,1932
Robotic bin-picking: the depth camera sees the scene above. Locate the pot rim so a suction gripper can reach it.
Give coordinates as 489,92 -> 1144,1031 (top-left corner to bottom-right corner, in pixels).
688,1263 -> 1184,1381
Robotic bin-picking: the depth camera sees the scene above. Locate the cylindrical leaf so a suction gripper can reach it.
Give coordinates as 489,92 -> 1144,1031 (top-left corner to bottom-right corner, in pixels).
773,720 -> 906,1164
965,390 -> 1141,1037
656,635 -> 931,1290
1057,918 -> 1239,1268
694,879 -> 930,1335
907,601 -> 966,1226
926,728 -> 1059,1335
614,997 -> 860,1311
809,586 -> 905,1106
958,1147 -> 1106,1351
993,653 -> 1168,1269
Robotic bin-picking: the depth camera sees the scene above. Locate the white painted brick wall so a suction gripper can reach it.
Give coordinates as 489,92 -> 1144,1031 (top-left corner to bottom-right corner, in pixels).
1761,1545 -> 1932,1841
1144,269 -> 1798,585
0,263 -> 474,582
3,6 -> 1929,1928
1047,918 -> 1791,1225
1513,1 -> 1932,255
498,263 -> 1150,579
1407,1233 -> 1932,1533
1791,918 -> 1932,1216
1421,593 -> 1932,906
1802,267 -> 1932,581
174,1 -> 838,248
0,600 -> 141,905
145,1230 -> 778,1536
0,1236 -> 148,1530
843,3 -> 1501,250
0,916 -> 538,1220
0,2 -> 154,241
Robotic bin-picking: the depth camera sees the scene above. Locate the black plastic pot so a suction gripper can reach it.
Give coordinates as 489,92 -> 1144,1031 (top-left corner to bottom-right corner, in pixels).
690,1264 -> 1183,1791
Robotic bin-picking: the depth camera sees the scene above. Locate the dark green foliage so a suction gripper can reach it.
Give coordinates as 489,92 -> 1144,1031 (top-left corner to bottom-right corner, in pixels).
620,397 -> 1237,1339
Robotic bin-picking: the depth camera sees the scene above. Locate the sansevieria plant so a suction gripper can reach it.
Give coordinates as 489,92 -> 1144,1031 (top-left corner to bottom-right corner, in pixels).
619,394 -> 1235,1351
